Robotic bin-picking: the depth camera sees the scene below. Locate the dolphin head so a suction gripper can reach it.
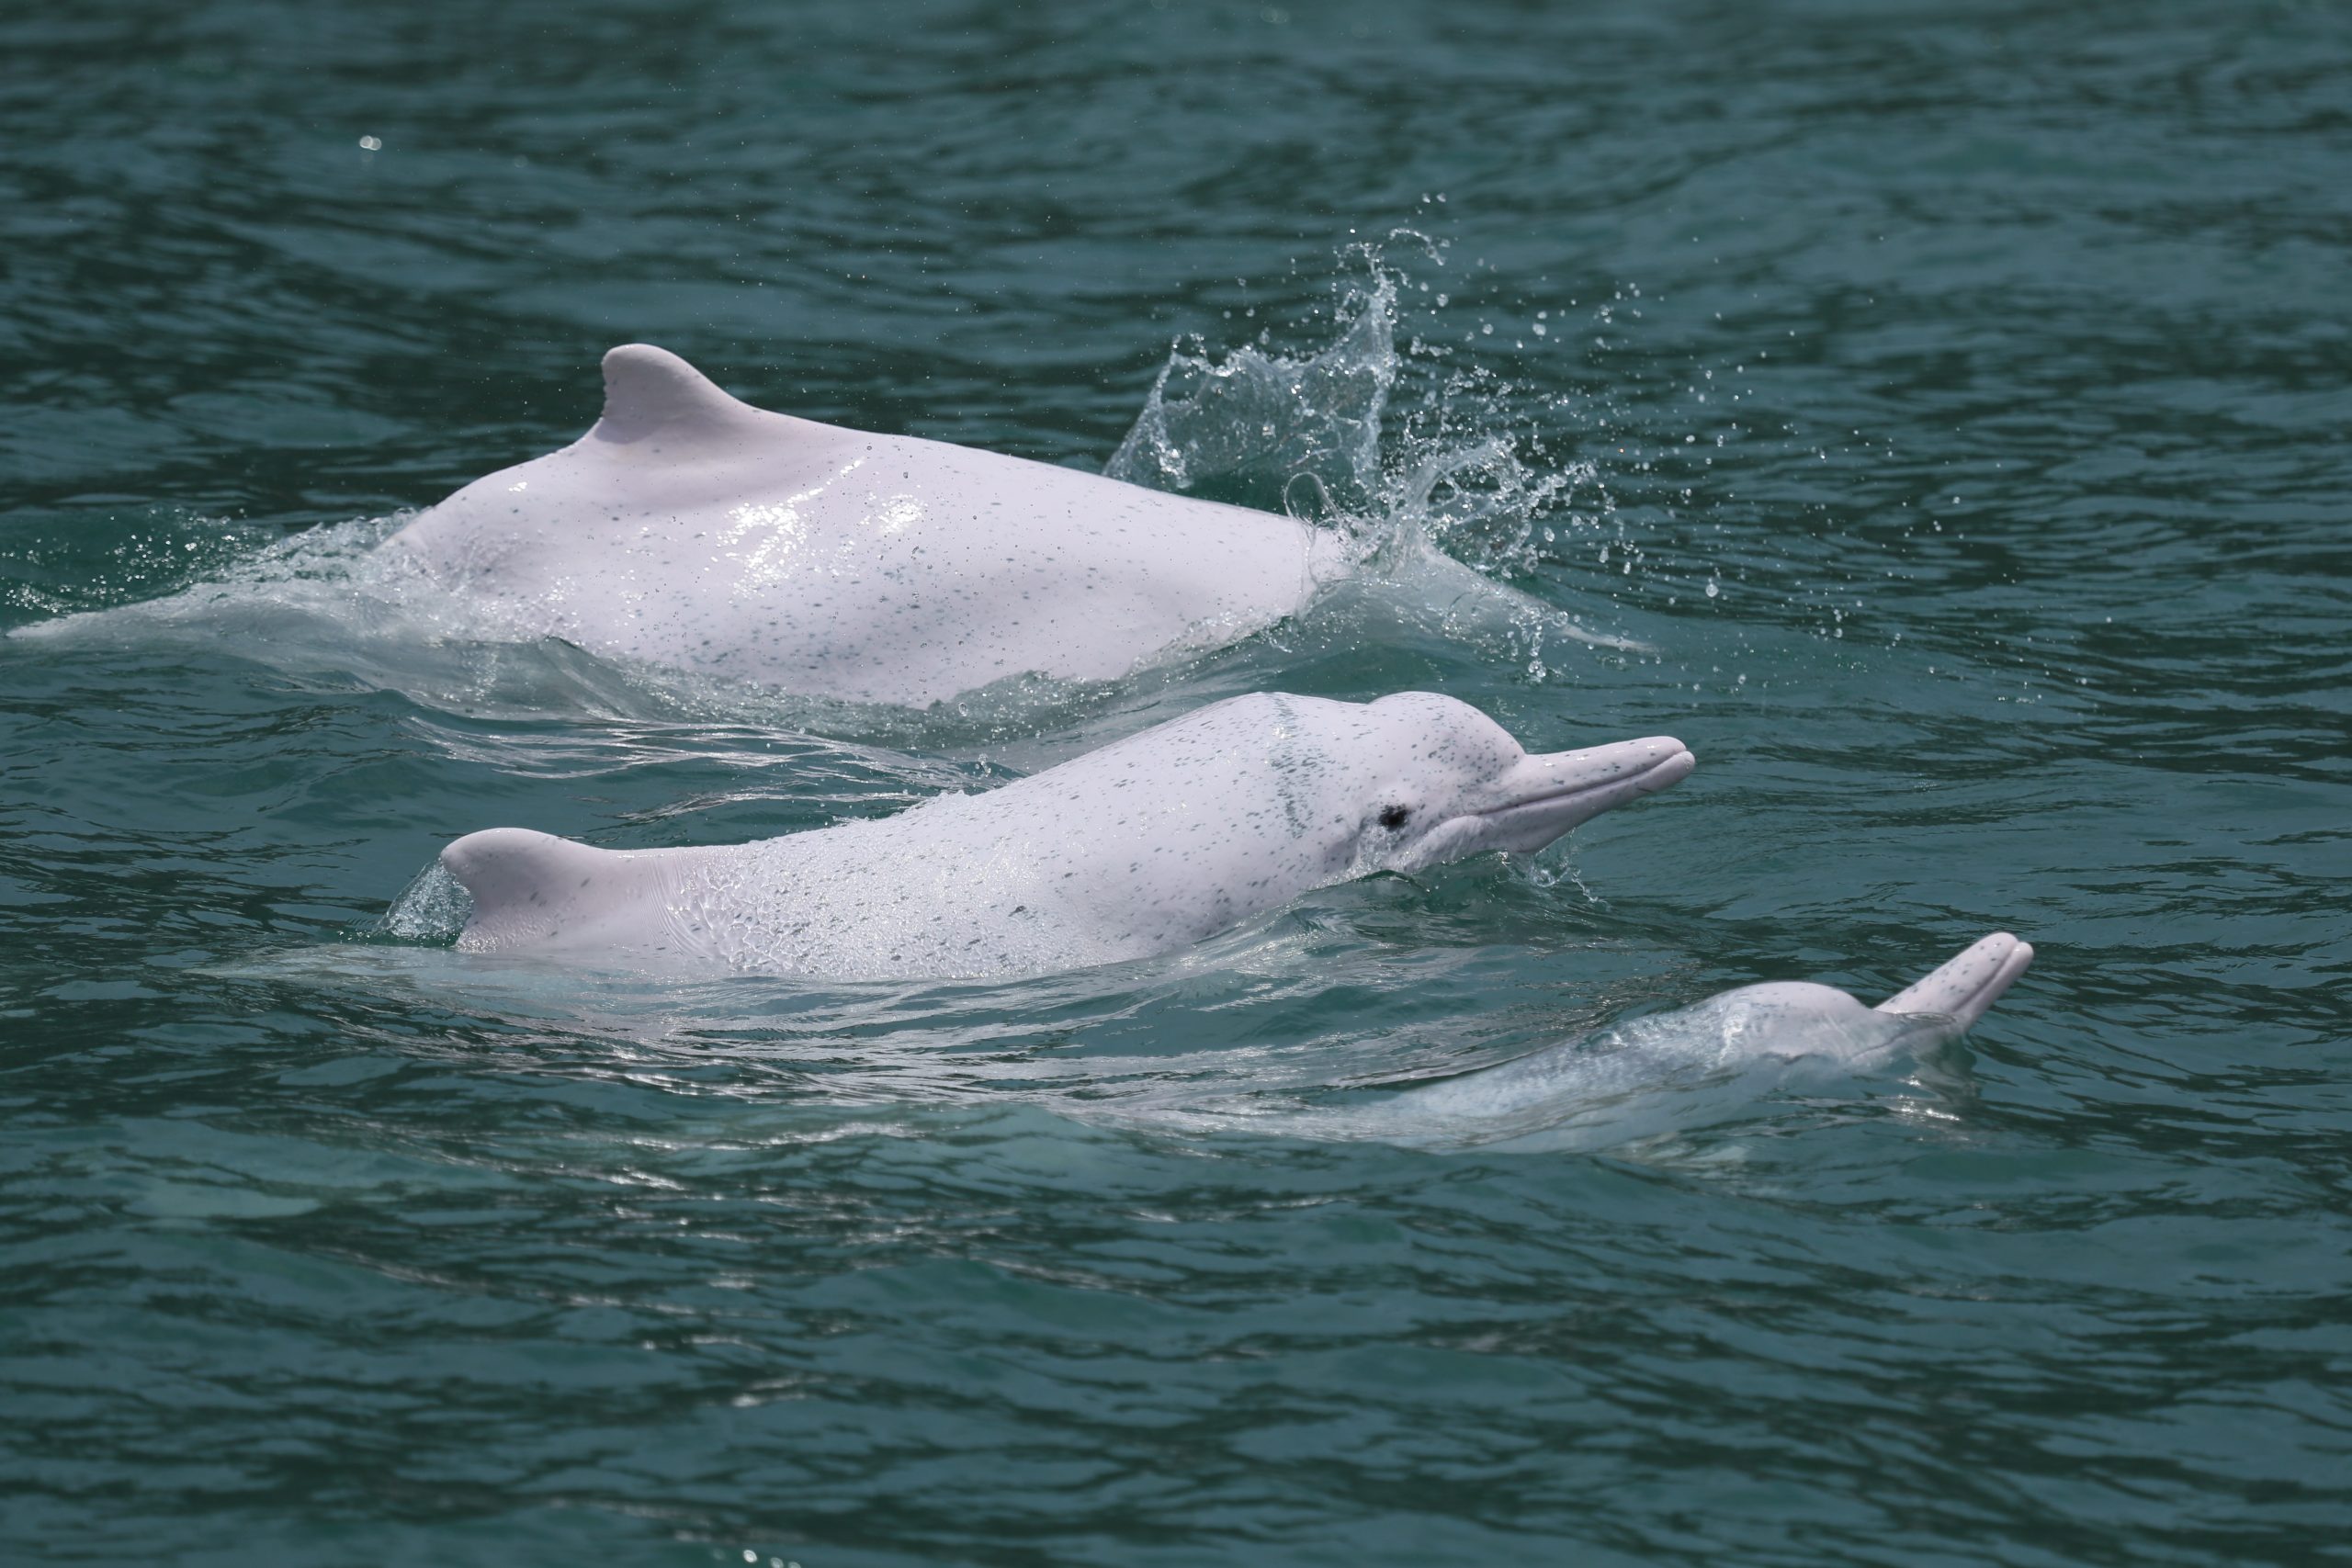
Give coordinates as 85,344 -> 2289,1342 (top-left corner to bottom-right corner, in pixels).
1369,932 -> 2037,1151
1324,691 -> 1694,874
1696,931 -> 2038,1066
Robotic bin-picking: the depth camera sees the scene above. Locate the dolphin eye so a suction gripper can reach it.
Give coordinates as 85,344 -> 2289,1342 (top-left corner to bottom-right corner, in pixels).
1378,805 -> 1411,829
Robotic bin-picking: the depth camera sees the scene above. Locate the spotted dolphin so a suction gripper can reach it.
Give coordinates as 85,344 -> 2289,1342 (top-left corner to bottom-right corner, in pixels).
383,344 -> 1358,706
434,691 -> 1693,980
1341,932 -> 2036,1150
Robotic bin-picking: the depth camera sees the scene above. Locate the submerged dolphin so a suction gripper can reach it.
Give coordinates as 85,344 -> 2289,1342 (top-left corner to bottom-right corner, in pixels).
1338,931 -> 2035,1151
434,692 -> 1694,980
383,344 -> 1355,706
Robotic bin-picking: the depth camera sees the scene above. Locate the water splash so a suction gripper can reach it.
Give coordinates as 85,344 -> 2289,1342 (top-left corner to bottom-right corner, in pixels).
1107,270 -> 1396,513
1105,247 -> 1638,668
1108,249 -> 1616,587
1392,434 -> 1601,578
374,861 -> 470,943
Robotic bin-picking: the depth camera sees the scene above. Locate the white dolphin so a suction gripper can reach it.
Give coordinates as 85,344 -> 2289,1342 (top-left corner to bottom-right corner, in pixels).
383,344 -> 1357,706
434,691 -> 1694,980
1339,931 -> 2035,1150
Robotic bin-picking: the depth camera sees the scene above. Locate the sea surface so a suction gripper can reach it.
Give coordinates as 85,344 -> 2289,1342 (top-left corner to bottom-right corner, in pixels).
3,3 -> 2348,1563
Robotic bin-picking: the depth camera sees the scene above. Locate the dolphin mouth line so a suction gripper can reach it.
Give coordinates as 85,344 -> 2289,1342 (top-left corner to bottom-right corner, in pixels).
1946,954 -> 2022,1017
1874,931 -> 2035,1032
1474,748 -> 1697,819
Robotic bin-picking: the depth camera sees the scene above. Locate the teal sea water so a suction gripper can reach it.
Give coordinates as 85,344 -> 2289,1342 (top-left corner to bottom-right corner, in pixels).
4,2 -> 2348,1562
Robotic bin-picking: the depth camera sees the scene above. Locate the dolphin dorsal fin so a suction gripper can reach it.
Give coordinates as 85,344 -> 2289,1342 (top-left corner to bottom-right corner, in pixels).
589,344 -> 772,448
440,827 -> 653,952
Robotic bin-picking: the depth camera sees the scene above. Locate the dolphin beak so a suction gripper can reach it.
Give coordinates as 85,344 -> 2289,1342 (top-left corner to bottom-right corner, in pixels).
1874,931 -> 2034,1032
1472,736 -> 1695,852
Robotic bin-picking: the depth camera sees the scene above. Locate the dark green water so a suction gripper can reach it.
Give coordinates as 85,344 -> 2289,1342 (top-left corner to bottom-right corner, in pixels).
5,2 -> 2348,1563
